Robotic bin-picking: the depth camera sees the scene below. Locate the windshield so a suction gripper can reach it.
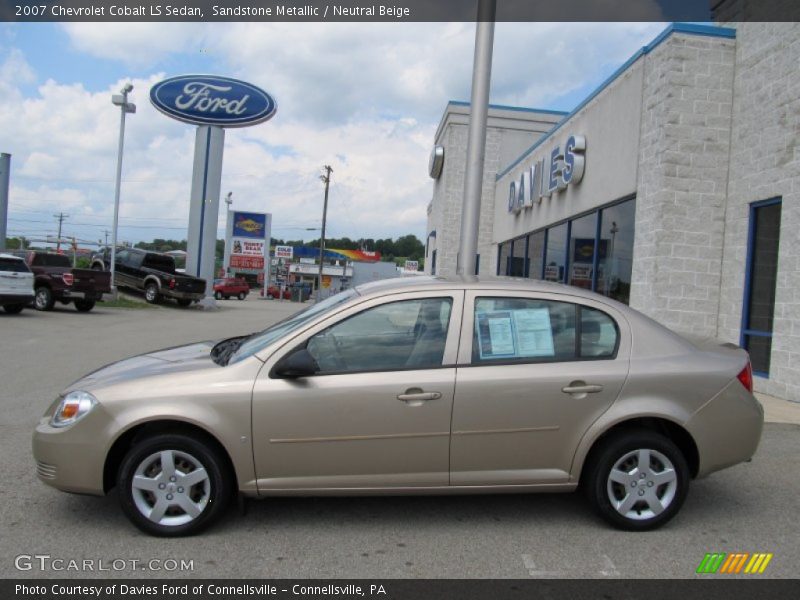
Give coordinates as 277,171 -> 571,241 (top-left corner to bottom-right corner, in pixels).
228,288 -> 358,364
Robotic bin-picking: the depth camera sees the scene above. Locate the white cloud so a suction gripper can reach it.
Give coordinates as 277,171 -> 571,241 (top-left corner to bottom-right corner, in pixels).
4,21 -> 667,246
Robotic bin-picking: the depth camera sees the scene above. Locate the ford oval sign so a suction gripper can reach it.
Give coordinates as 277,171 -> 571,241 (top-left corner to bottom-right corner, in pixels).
150,75 -> 277,128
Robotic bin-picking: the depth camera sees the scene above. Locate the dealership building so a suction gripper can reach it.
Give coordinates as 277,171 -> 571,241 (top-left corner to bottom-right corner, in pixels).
425,22 -> 799,401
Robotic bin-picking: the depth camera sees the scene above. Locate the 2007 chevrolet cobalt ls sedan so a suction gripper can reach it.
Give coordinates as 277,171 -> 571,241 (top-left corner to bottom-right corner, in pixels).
33,277 -> 763,536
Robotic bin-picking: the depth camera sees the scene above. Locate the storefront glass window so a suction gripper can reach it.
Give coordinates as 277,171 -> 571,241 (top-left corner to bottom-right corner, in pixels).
568,213 -> 597,290
498,242 -> 510,276
742,199 -> 782,376
527,231 -> 545,279
543,223 -> 567,282
508,237 -> 526,277
595,199 -> 635,304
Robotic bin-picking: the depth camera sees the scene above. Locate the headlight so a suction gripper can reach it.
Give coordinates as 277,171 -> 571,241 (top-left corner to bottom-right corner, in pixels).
50,391 -> 97,428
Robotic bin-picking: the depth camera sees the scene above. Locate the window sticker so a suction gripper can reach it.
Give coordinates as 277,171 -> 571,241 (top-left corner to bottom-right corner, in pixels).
475,308 -> 555,360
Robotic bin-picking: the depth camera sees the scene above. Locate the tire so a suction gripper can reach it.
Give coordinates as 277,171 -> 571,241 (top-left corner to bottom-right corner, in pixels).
117,433 -> 232,537
176,299 -> 192,307
144,282 -> 160,304
33,286 -> 55,311
214,291 -> 223,300
584,430 -> 689,531
237,292 -> 246,300
3,303 -> 25,314
74,299 -> 96,312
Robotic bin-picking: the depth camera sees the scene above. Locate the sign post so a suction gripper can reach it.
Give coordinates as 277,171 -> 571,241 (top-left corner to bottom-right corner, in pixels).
150,74 -> 277,308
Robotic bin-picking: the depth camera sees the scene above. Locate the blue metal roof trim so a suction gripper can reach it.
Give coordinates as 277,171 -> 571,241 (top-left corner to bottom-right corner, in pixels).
447,100 -> 568,116
495,23 -> 737,182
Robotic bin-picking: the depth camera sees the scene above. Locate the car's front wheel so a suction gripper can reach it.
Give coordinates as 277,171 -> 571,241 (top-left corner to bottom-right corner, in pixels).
237,292 -> 246,300
214,291 -> 223,300
585,430 -> 689,531
117,434 -> 232,537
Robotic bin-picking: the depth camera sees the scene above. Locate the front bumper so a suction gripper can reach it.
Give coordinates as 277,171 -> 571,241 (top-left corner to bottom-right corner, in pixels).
32,414 -> 110,496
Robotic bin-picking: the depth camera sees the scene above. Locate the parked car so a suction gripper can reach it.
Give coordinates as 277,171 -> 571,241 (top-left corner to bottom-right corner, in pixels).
12,250 -> 111,312
94,248 -> 205,306
261,284 -> 291,300
213,278 -> 249,300
33,277 -> 763,536
0,253 -> 34,314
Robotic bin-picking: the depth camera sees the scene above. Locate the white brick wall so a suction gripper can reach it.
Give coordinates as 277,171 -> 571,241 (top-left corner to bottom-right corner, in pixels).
631,32 -> 737,337
717,23 -> 800,401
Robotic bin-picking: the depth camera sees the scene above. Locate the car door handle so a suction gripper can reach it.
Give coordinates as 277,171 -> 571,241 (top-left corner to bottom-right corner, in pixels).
397,389 -> 442,403
561,383 -> 604,395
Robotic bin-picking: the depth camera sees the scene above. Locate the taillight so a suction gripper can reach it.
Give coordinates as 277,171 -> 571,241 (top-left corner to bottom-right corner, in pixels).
62,273 -> 74,286
737,362 -> 753,393
169,279 -> 176,289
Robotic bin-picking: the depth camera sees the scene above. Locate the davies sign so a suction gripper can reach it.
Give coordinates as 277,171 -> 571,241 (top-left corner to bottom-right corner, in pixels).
508,134 -> 585,214
150,75 -> 277,127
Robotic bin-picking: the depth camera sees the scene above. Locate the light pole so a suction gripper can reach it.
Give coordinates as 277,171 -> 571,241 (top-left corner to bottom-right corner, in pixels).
223,191 -> 233,277
110,83 -> 136,298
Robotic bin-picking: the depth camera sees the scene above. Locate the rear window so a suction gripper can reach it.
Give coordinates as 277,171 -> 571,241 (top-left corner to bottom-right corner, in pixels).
143,254 -> 175,273
0,257 -> 30,273
31,253 -> 71,267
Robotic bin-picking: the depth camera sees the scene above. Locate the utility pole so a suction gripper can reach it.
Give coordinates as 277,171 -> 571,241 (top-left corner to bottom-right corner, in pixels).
317,165 -> 333,300
104,229 -> 110,247
54,212 -> 68,252
457,0 -> 496,277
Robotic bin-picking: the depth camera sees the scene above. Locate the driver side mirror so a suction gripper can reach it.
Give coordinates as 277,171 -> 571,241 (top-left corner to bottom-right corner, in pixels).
273,348 -> 319,379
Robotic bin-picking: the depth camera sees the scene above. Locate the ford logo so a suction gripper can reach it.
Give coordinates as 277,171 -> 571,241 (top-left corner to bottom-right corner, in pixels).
150,75 -> 277,128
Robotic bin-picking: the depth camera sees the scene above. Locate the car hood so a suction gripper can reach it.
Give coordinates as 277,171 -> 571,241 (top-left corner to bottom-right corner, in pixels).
66,341 -> 217,392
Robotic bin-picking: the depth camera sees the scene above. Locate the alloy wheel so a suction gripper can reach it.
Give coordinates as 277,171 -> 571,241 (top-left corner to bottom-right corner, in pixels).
131,449 -> 211,527
606,448 -> 678,520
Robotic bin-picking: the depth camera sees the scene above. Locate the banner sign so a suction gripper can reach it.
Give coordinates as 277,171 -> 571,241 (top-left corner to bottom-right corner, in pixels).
404,260 -> 419,272
232,211 -> 267,239
230,255 -> 264,270
275,245 -> 293,259
232,238 -> 264,257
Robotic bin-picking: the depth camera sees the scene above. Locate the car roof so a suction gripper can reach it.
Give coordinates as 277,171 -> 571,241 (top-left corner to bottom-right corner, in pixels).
355,274 -> 615,303
0,252 -> 25,260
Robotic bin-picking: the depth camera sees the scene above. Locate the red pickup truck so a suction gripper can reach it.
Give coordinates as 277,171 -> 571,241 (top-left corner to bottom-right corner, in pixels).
213,278 -> 249,300
13,251 -> 112,312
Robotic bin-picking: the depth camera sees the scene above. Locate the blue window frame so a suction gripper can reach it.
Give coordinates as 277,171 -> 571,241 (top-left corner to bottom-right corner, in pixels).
740,198 -> 782,378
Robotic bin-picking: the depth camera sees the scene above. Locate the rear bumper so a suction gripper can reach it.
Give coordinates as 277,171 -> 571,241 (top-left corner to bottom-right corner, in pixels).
0,293 -> 33,305
163,289 -> 204,301
58,289 -> 103,301
686,380 -> 764,477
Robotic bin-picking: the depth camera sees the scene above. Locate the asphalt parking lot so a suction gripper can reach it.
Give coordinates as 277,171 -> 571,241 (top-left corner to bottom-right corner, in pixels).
1,296 -> 798,579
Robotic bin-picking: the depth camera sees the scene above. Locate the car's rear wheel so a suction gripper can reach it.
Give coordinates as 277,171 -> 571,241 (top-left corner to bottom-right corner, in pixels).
3,303 -> 25,314
585,430 -> 689,531
74,299 -> 95,312
34,286 -> 54,311
237,292 -> 246,300
214,291 -> 223,300
117,434 -> 231,537
144,283 -> 160,304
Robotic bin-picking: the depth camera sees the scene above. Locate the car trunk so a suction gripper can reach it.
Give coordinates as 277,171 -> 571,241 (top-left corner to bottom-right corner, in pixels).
172,274 -> 206,294
70,268 -> 112,294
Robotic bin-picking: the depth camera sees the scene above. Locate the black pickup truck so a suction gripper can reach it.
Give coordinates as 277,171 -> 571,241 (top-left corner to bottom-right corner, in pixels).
13,250 -> 111,312
91,247 -> 205,306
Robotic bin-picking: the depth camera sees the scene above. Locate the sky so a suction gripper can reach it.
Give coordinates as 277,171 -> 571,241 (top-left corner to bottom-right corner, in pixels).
0,21 -> 670,249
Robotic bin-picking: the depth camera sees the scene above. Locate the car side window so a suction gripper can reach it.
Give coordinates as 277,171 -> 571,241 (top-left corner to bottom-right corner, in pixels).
579,306 -> 619,358
116,250 -> 129,265
472,297 -> 577,363
306,297 -> 453,374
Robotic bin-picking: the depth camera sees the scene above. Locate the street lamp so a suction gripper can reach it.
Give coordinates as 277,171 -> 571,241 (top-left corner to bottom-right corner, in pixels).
109,83 -> 136,298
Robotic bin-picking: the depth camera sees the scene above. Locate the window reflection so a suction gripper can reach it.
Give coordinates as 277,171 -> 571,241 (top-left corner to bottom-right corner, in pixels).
596,199 -> 635,304
544,223 -> 567,282
568,212 -> 597,290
